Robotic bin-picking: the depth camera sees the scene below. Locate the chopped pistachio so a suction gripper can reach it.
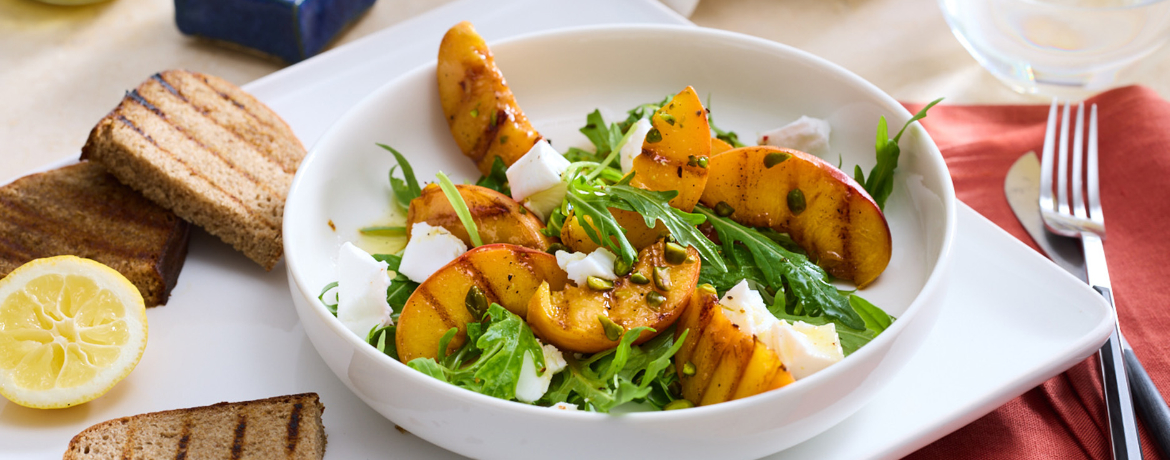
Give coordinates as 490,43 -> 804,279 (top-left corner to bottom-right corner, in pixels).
646,127 -> 663,143
788,188 -> 807,215
714,201 -> 735,217
764,151 -> 791,168
464,286 -> 488,320
653,267 -> 671,291
683,361 -> 697,376
587,276 -> 614,291
664,242 -> 687,264
613,259 -> 633,277
646,291 -> 667,308
630,273 -> 650,285
598,315 -> 624,341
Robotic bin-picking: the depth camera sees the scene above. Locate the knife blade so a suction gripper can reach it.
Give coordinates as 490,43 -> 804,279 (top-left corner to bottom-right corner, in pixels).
1006,151 -> 1170,458
1004,152 -> 1088,282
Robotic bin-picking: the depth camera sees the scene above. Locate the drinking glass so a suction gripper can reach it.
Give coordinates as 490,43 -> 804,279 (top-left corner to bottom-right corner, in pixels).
940,0 -> 1170,94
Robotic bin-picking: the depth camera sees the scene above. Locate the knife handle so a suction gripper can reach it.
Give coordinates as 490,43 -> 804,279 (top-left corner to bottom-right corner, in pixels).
1124,339 -> 1170,458
1094,287 -> 1143,460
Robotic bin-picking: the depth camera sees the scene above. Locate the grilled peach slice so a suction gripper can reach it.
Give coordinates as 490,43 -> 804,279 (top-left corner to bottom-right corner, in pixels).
396,244 -> 567,362
631,86 -> 711,211
674,289 -> 795,406
526,240 -> 700,353
710,137 -> 734,156
700,146 -> 892,287
407,183 -> 555,251
437,21 -> 542,176
560,87 -> 710,253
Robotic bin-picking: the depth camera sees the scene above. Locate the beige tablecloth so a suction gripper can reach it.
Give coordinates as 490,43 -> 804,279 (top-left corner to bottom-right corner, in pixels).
3,0 -> 1169,181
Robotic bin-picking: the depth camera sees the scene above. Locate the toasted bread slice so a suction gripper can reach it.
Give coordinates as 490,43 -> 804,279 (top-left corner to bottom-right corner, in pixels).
81,70 -> 306,270
63,393 -> 326,460
0,162 -> 189,307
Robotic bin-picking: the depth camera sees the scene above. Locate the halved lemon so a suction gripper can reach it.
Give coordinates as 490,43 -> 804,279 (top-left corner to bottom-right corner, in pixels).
0,256 -> 147,409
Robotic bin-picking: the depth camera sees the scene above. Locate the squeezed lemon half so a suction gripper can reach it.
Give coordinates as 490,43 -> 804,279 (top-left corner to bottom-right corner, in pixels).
0,256 -> 147,409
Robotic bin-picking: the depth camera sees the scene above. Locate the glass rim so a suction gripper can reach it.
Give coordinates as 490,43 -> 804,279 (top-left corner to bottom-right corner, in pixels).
1015,0 -> 1170,11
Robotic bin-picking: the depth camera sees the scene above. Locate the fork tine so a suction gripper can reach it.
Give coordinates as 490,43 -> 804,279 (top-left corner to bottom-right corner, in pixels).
1073,102 -> 1087,219
1057,102 -> 1072,215
1039,98 -> 1058,213
1088,103 -> 1104,230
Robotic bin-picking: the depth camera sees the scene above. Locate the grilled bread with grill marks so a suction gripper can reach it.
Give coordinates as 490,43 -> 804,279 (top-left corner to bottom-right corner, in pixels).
63,393 -> 326,460
81,70 -> 306,271
0,162 -> 190,307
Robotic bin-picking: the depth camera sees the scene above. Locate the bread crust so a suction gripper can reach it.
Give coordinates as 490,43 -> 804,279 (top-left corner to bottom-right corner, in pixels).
82,70 -> 306,270
63,393 -> 326,460
0,162 -> 190,307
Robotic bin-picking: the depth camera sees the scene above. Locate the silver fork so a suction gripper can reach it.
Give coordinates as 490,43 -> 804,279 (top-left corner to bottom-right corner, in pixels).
1039,100 -> 1141,460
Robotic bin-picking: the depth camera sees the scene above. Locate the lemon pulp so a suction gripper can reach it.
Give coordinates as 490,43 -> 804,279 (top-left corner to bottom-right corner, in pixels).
0,256 -> 146,408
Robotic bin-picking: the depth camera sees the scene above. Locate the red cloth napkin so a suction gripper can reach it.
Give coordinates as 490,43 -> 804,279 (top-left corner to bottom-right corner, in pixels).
903,86 -> 1170,459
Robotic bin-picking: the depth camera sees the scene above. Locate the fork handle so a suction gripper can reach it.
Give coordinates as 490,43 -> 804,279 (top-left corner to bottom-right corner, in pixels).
1123,333 -> 1170,458
1095,287 -> 1143,460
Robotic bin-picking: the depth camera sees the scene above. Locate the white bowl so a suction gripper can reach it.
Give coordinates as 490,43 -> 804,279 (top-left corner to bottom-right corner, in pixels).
284,25 -> 956,460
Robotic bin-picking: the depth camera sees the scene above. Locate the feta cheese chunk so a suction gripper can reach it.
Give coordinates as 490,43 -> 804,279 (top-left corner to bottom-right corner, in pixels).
398,222 -> 468,283
555,248 -> 618,286
336,242 -> 393,338
716,280 -> 844,380
620,118 -> 653,172
718,280 -> 773,337
775,321 -> 844,380
515,341 -> 569,403
507,139 -> 570,202
758,116 -> 832,157
550,402 -> 578,411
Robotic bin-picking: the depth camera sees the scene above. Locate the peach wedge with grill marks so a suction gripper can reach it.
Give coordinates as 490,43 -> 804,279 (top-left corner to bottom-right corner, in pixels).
673,288 -> 795,406
526,240 -> 700,354
395,244 -> 567,363
437,21 -> 542,176
699,146 -> 892,287
407,183 -> 555,251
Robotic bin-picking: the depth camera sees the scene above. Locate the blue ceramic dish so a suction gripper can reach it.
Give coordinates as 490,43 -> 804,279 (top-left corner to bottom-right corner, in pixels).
175,0 -> 376,63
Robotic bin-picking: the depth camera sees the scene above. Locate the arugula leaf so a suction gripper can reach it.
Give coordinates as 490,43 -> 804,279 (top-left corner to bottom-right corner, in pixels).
616,95 -> 670,134
694,205 -> 864,330
475,156 -> 511,196
372,253 -> 419,315
379,144 -> 422,209
407,304 -> 544,401
855,98 -> 942,210
564,177 -> 638,265
771,294 -> 892,356
606,184 -> 725,272
436,172 -> 483,247
318,281 -> 339,315
539,327 -> 687,412
367,324 -> 398,360
580,109 -> 625,157
471,304 -> 545,399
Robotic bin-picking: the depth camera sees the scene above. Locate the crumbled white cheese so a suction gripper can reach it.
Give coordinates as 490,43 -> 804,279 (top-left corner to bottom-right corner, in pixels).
507,139 -> 571,202
717,280 -> 844,380
758,116 -> 832,157
620,118 -> 653,172
515,341 -> 569,403
398,222 -> 468,283
775,320 -> 844,380
550,402 -> 578,411
555,248 -> 618,286
336,242 -> 393,338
